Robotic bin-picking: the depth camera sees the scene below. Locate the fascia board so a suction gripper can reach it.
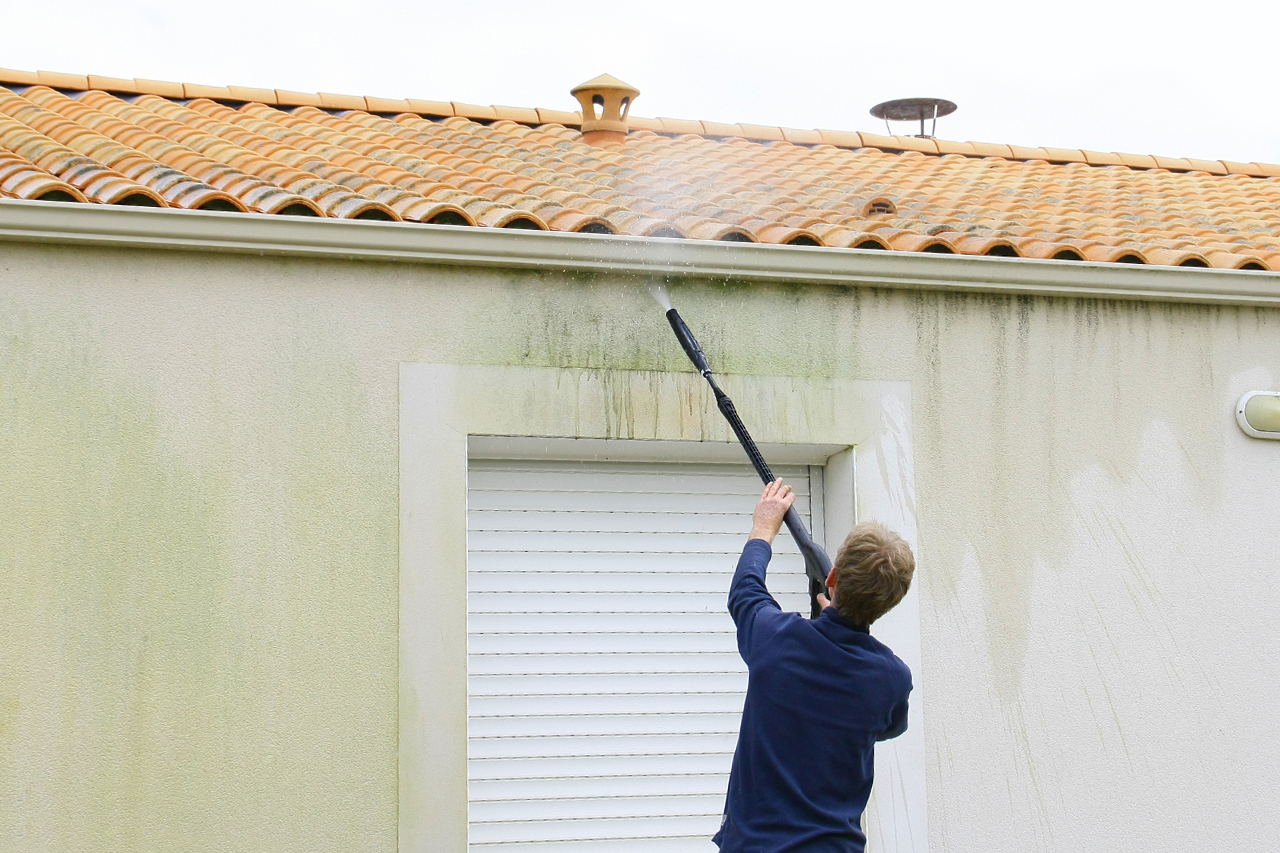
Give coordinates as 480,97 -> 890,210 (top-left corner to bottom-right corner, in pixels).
1,199 -> 1278,307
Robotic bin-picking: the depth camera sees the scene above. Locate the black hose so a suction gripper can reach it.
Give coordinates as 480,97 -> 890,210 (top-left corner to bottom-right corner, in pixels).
664,307 -> 833,618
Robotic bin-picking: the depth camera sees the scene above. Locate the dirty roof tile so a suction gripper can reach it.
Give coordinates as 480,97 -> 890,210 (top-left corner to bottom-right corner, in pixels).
0,67 -> 1277,272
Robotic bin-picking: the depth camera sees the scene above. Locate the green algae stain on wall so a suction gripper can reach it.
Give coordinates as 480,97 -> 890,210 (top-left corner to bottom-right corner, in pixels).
0,258 -> 400,852
0,310 -> 233,852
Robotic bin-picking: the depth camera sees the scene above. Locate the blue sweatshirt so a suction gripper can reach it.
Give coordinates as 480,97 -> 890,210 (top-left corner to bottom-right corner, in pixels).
713,538 -> 912,853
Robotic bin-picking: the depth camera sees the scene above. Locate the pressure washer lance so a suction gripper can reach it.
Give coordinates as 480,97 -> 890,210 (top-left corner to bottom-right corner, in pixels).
649,283 -> 833,619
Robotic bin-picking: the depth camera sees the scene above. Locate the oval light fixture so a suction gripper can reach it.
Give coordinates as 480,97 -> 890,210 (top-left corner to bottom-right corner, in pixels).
1237,391 -> 1280,440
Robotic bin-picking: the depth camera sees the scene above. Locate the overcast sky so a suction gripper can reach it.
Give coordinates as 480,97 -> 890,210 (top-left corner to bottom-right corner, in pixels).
4,1 -> 1278,165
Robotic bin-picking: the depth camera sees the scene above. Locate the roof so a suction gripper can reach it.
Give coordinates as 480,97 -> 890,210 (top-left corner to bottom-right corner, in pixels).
2,66 -> 1279,272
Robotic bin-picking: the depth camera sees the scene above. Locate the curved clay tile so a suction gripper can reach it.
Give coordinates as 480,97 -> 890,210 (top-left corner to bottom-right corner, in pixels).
259,106 -> 563,228
805,224 -> 876,249
479,207 -> 547,229
1203,250 -> 1270,270
1013,238 -> 1078,260
885,231 -> 957,254
133,96 -> 397,219
1144,247 -> 1211,267
945,234 -> 1002,256
669,216 -> 755,242
752,223 -> 823,245
599,209 -> 681,237
1082,244 -> 1148,264
16,89 -> 242,211
0,151 -> 87,201
59,91 -> 322,215
5,77 -> 1280,266
0,118 -> 165,207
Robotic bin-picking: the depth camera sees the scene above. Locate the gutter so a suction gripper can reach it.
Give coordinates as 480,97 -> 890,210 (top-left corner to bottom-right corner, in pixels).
1,199 -> 1278,307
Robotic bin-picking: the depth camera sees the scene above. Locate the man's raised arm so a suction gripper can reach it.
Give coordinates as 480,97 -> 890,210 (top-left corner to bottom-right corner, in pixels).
728,480 -> 796,658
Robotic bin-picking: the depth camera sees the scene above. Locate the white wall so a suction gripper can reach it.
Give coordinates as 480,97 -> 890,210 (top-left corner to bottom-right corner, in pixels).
1,236 -> 1278,851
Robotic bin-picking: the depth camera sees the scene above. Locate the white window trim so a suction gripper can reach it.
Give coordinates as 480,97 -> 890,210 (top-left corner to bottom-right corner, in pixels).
400,363 -> 925,852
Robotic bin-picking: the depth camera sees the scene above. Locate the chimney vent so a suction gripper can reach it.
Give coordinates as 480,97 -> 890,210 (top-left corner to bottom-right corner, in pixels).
571,74 -> 639,145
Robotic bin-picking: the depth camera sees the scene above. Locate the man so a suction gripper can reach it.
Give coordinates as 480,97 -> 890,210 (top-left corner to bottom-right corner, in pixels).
713,479 -> 915,852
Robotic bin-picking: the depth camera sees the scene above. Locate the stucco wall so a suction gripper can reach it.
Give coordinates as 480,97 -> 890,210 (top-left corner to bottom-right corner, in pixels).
1,240 -> 1277,851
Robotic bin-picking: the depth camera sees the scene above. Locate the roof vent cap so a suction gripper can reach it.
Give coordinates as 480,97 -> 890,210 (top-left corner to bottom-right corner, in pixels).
571,74 -> 639,145
870,97 -> 956,139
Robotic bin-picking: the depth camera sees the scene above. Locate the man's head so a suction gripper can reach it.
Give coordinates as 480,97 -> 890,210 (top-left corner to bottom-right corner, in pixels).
826,522 -> 915,627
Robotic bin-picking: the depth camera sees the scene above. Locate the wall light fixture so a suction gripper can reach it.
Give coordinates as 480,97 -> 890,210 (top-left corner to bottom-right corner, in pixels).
1237,391 -> 1280,440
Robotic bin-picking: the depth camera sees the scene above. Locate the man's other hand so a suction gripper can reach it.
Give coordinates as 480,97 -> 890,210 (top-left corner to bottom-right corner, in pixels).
749,479 -> 795,545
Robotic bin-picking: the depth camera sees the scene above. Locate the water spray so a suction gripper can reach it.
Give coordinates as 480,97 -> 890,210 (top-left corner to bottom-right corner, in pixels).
649,282 -> 833,618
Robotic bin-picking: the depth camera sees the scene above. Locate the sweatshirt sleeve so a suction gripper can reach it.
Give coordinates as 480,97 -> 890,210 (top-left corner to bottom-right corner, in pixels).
728,538 -> 783,665
878,664 -> 913,741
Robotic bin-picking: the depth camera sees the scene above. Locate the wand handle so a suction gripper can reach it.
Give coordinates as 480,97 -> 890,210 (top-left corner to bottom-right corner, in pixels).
665,308 -> 832,618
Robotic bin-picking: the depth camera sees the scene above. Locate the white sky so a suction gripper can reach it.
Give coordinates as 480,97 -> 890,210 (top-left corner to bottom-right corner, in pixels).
3,0 -> 1278,165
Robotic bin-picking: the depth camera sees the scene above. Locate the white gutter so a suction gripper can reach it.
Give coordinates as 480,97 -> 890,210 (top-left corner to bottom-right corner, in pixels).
1,199 -> 1277,307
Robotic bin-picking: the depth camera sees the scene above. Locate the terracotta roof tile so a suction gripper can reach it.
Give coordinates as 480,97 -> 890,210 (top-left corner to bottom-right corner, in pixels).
736,124 -> 784,142
1,67 -> 1278,271
535,107 -> 580,126
185,83 -> 233,100
934,139 -> 977,156
452,102 -> 498,121
1183,157 -> 1228,176
967,140 -> 1013,158
317,92 -> 365,111
816,129 -> 863,148
1221,160 -> 1261,176
132,78 -> 185,98
229,86 -> 277,105
493,105 -> 540,124
87,75 -> 138,93
1116,152 -> 1160,169
275,90 -> 323,108
37,70 -> 88,89
0,68 -> 39,86
658,117 -> 704,135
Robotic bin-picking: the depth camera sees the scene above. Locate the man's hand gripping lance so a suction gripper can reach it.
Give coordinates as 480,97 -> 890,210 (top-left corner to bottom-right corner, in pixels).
649,284 -> 832,618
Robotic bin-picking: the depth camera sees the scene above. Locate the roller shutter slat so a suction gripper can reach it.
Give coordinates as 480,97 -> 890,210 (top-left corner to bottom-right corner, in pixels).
467,458 -> 814,851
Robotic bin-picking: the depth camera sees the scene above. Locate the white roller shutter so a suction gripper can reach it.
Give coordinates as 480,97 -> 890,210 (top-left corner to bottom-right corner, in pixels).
466,457 -> 822,852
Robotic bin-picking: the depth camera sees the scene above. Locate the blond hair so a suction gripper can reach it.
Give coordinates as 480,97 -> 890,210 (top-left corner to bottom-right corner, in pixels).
831,522 -> 915,627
